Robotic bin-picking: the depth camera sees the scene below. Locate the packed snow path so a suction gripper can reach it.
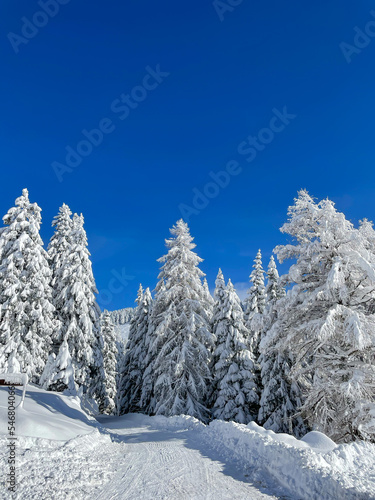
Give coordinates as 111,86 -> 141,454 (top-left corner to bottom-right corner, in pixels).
1,413 -> 279,499
95,414 -> 277,500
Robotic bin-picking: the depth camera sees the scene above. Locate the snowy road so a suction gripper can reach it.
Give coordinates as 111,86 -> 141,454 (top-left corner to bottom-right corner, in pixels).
0,407 -> 280,500
95,414 -> 278,500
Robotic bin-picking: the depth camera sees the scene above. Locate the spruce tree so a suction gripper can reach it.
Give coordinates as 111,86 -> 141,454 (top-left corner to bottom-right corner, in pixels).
245,250 -> 266,356
265,256 -> 285,305
262,255 -> 285,338
257,314 -> 307,436
209,269 -> 227,406
202,277 -> 214,321
98,310 -> 118,415
118,284 -> 143,414
53,213 -> 102,395
48,203 -> 73,348
258,255 -> 298,434
151,220 -> 213,421
40,337 -> 77,394
140,282 -> 166,414
48,204 -> 73,286
119,285 -> 152,414
0,189 -> 57,382
211,274 -> 258,423
244,249 -> 266,408
115,339 -> 126,415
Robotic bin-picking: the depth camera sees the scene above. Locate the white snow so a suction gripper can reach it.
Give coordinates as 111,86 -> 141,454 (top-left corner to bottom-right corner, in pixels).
1,385 -> 375,499
0,385 -> 96,441
204,420 -> 375,499
299,430 -> 337,452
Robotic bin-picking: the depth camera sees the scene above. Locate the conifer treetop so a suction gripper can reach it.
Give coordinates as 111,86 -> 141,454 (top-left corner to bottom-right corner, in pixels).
158,215 -> 206,287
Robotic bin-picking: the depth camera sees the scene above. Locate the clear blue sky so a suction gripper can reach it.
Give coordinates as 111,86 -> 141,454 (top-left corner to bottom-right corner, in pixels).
1,0 -> 375,309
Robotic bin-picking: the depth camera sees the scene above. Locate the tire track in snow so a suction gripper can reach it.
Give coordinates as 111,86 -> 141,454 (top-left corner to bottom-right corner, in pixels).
97,419 -> 278,500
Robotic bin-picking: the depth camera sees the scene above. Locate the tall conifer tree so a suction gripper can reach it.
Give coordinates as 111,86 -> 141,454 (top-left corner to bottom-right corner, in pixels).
151,220 -> 213,421
0,189 -> 56,382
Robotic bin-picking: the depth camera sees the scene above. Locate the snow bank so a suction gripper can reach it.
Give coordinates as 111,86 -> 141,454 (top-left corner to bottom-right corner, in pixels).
0,429 -> 116,500
0,385 -> 97,441
150,414 -> 206,432
202,420 -> 375,499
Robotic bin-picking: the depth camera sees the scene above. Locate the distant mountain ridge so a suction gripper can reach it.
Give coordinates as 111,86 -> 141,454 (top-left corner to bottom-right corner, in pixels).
108,308 -> 134,347
109,308 -> 134,326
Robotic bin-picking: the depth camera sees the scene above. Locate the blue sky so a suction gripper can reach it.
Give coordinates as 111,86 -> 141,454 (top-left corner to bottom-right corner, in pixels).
1,0 -> 375,308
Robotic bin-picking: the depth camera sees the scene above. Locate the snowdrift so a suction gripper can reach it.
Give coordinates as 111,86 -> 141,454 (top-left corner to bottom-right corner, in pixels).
0,385 -> 97,441
203,420 -> 375,499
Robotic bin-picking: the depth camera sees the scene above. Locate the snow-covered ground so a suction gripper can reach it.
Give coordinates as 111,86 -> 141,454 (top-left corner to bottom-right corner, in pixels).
1,385 -> 375,500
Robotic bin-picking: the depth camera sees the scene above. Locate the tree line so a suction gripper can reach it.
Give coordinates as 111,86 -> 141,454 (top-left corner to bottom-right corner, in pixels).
0,188 -> 374,443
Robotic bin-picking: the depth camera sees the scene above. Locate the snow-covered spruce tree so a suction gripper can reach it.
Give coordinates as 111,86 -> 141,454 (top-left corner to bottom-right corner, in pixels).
272,190 -> 375,442
202,277 -> 214,322
260,255 -> 284,353
257,254 -> 299,434
265,256 -> 285,306
245,249 -> 266,359
40,337 -> 77,394
118,284 -> 143,414
115,338 -> 126,415
151,220 -> 213,422
119,285 -> 153,414
210,273 -> 258,423
208,269 -> 227,407
97,310 -> 118,415
51,213 -> 102,396
211,270 -> 226,335
0,189 -> 57,382
243,249 -> 266,409
48,204 -> 73,288
257,305 -> 307,436
47,203 -> 73,349
258,255 -> 285,376
139,281 -> 166,415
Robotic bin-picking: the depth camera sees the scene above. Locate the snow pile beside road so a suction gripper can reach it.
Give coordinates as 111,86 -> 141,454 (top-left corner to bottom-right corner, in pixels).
0,429 -> 117,500
150,414 -> 206,432
203,419 -> 375,499
0,385 -> 97,441
0,387 -> 118,500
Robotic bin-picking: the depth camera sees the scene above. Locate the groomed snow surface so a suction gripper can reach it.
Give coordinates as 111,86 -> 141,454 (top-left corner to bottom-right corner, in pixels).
1,386 -> 375,499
